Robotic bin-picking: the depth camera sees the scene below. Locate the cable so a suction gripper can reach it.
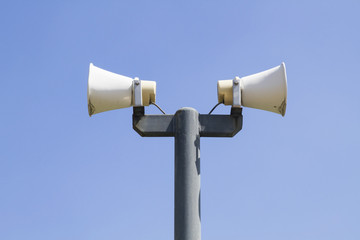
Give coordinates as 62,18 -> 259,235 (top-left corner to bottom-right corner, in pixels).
151,102 -> 166,114
208,102 -> 223,114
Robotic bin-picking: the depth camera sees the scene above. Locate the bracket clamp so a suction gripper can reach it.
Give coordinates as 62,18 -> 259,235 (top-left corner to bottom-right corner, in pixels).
133,77 -> 143,107
232,76 -> 242,108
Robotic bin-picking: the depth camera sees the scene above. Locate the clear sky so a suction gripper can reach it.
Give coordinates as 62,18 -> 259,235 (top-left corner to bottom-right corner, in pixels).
1,1 -> 360,239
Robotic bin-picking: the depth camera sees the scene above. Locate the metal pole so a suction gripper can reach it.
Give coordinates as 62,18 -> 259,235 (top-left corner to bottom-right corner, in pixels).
174,107 -> 201,240
133,106 -> 242,240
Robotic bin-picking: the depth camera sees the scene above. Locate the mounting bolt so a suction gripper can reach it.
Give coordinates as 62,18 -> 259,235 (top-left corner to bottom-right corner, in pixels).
134,77 -> 140,85
233,77 -> 240,85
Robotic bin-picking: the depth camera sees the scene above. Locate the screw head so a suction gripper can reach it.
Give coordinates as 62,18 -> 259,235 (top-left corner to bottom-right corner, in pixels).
233,76 -> 240,85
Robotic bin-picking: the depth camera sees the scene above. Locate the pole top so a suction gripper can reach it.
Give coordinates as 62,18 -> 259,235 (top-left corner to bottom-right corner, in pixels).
175,107 -> 198,114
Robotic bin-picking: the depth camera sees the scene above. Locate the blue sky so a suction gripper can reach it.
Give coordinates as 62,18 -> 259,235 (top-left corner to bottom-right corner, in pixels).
1,1 -> 360,239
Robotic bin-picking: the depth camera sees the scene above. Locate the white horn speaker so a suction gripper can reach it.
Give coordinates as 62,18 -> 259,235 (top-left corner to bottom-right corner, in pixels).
87,63 -> 156,116
217,62 -> 287,116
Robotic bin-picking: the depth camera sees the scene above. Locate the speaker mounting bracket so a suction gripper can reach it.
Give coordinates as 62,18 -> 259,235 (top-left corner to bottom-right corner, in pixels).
133,107 -> 242,138
133,77 -> 143,107
232,76 -> 241,108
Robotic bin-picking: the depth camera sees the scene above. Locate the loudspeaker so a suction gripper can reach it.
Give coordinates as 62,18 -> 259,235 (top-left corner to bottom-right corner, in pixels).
87,63 -> 156,116
217,63 -> 287,116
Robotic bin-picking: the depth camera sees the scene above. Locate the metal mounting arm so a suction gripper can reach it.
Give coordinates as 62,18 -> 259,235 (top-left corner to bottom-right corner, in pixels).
133,107 -> 242,138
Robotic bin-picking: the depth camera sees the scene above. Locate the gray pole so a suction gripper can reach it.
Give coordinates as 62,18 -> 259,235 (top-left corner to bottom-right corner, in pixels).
133,106 -> 242,240
174,108 -> 201,240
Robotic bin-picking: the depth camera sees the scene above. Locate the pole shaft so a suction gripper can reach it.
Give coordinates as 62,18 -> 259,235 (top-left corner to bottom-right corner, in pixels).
174,108 -> 201,240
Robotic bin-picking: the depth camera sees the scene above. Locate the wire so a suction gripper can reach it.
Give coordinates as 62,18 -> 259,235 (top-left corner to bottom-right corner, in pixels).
208,102 -> 223,114
150,102 -> 166,114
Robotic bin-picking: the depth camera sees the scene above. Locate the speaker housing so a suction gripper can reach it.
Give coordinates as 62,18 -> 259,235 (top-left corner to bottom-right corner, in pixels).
217,63 -> 287,116
87,63 -> 156,116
